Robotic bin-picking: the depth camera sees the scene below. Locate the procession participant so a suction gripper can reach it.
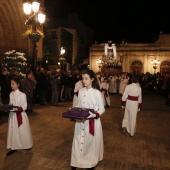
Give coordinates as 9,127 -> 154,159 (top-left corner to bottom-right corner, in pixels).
6,77 -> 33,156
121,74 -> 142,137
72,75 -> 84,107
100,77 -> 110,107
71,69 -> 105,170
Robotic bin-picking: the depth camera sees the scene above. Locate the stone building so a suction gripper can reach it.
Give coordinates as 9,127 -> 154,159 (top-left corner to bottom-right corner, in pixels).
0,0 -> 43,69
89,33 -> 170,75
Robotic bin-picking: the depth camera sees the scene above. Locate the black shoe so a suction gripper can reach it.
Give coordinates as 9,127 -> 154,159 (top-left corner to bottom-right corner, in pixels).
71,167 -> 76,170
6,150 -> 17,156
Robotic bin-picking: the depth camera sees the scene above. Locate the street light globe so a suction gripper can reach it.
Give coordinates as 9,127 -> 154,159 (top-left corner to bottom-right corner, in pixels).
32,1 -> 40,13
23,2 -> 32,15
38,13 -> 46,24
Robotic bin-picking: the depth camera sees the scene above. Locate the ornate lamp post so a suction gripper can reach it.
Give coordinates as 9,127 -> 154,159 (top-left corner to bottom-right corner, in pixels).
96,59 -> 104,72
23,1 -> 46,73
59,47 -> 66,71
151,58 -> 160,74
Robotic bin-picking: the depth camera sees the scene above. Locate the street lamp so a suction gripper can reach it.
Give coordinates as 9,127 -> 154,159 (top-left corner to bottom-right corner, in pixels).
151,58 -> 160,74
23,1 -> 46,73
96,59 -> 104,72
59,47 -> 66,71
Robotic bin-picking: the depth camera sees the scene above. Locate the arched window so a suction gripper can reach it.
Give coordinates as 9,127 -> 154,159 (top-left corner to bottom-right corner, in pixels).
130,60 -> 143,74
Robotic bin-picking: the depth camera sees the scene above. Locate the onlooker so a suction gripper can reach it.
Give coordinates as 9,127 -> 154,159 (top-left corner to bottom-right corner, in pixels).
50,70 -> 60,106
36,68 -> 48,105
21,69 -> 37,112
121,74 -> 142,137
0,68 -> 11,104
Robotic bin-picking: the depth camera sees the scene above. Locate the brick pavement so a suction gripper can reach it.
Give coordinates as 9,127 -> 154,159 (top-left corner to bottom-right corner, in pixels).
0,89 -> 170,170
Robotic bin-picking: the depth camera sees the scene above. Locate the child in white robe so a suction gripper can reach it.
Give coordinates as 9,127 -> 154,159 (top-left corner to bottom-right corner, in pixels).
6,77 -> 33,156
71,69 -> 105,170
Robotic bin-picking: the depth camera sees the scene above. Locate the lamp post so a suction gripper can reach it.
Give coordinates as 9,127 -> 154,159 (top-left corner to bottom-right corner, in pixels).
59,47 -> 66,71
96,59 -> 104,72
151,58 -> 160,74
23,1 -> 45,73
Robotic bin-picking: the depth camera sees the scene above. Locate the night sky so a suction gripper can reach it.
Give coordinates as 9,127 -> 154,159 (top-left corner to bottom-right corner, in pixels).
44,0 -> 170,43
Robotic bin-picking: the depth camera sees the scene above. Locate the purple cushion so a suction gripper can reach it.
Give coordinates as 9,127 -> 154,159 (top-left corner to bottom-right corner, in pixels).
0,105 -> 14,112
62,107 -> 95,120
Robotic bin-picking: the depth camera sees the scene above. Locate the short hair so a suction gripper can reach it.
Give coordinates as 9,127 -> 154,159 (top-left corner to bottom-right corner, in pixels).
131,74 -> 139,83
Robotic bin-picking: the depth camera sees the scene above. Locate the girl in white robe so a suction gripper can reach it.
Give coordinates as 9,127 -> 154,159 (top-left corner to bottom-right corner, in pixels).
100,78 -> 110,107
71,69 -> 105,170
6,77 -> 33,156
72,77 -> 84,107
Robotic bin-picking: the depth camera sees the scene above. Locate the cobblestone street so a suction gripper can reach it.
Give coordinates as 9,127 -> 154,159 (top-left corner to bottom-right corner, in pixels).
0,89 -> 170,170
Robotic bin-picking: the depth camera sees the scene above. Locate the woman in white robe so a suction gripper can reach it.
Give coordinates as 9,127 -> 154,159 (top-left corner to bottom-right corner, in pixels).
100,78 -> 110,107
6,77 -> 33,156
71,69 -> 105,170
121,75 -> 142,136
72,78 -> 84,107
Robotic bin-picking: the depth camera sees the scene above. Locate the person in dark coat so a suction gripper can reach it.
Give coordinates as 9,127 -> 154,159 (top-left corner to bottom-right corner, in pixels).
21,69 -> 37,112
0,68 -> 11,104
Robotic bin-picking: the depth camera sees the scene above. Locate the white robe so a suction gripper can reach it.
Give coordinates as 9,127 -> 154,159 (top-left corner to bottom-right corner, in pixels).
100,82 -> 110,106
72,80 -> 84,107
71,88 -> 105,168
121,83 -> 142,136
7,89 -> 33,150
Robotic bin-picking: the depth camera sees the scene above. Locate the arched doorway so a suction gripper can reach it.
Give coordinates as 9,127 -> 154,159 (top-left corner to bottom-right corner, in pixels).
160,61 -> 170,74
130,60 -> 143,74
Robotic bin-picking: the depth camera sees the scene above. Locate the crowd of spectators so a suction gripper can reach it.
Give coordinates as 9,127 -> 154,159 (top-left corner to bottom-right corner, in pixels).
0,68 -> 170,117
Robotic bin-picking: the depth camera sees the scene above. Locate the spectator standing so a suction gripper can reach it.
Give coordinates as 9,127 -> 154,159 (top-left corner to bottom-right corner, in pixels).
21,69 -> 37,112
0,68 -> 11,104
50,70 -> 60,106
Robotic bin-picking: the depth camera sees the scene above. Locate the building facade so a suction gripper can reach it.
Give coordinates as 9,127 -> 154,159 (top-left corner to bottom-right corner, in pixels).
0,0 -> 43,69
46,27 -> 79,70
89,33 -> 170,75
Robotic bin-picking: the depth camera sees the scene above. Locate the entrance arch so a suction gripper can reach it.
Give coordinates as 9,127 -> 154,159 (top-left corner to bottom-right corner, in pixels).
130,60 -> 143,74
160,61 -> 170,74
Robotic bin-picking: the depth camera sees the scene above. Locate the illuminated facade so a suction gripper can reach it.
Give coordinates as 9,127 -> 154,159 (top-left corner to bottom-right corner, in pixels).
89,33 -> 170,74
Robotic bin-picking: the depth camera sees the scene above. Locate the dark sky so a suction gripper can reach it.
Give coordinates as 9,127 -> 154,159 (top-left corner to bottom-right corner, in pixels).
44,0 -> 170,43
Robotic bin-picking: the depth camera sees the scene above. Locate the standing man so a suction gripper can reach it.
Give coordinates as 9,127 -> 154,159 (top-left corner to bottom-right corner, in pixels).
121,74 -> 142,137
0,68 -> 11,104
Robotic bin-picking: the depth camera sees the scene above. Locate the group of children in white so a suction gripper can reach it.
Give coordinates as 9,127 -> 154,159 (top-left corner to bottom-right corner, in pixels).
5,69 -> 142,170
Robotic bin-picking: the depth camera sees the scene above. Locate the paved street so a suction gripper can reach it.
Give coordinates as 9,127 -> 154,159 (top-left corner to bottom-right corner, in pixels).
0,89 -> 170,170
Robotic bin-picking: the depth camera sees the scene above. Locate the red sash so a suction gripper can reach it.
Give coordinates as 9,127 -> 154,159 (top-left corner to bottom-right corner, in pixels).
16,107 -> 23,127
89,112 -> 100,136
127,95 -> 138,101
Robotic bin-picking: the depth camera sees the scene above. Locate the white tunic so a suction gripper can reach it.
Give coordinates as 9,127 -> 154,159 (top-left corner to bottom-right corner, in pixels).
71,88 -> 105,168
7,89 -> 33,150
72,80 -> 84,107
121,83 -> 142,136
100,82 -> 110,106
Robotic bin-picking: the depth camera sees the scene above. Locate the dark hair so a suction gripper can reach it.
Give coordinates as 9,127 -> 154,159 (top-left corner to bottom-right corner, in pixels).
26,69 -> 32,77
82,69 -> 99,90
131,74 -> 139,83
11,77 -> 22,91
